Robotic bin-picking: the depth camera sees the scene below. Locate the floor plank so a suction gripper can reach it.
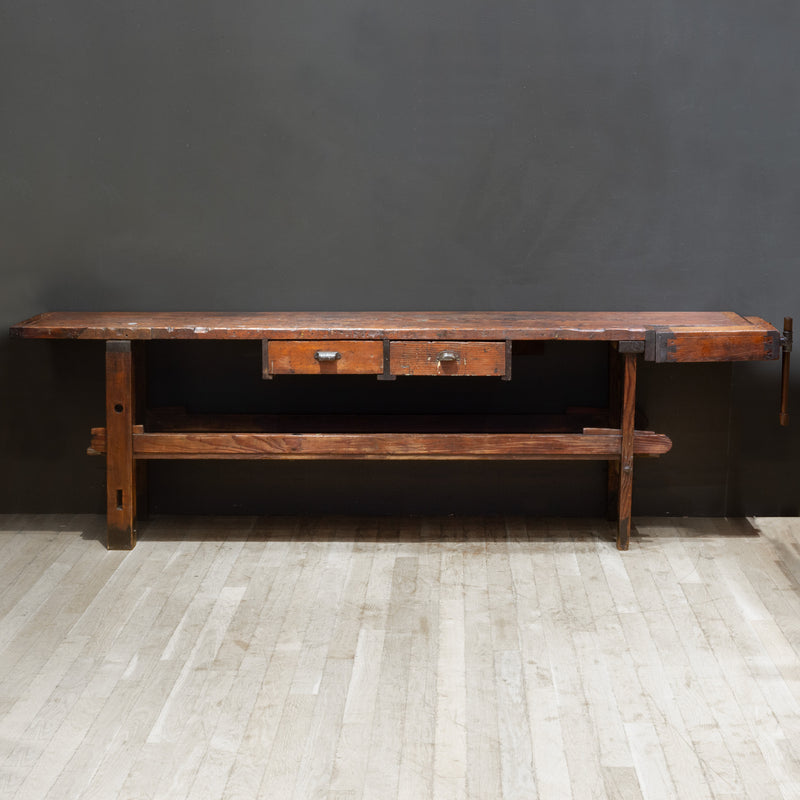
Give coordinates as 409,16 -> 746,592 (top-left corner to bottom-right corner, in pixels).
0,515 -> 799,799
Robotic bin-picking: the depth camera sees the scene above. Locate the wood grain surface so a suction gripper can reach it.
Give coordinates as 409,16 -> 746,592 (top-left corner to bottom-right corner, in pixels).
267,340 -> 383,375
617,353 -> 637,550
105,342 -> 136,550
7,311 -> 781,357
389,340 -> 506,376
645,325 -> 780,362
87,429 -> 672,459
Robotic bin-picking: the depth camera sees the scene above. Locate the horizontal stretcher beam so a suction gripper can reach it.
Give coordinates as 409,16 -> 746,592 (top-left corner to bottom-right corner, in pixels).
88,428 -> 672,460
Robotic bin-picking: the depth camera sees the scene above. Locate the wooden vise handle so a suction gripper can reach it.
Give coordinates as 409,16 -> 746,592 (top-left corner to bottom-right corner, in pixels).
780,317 -> 792,426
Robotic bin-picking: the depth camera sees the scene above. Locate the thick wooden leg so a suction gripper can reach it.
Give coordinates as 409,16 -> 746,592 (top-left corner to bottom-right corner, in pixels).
134,342 -> 149,521
607,344 -> 621,521
106,341 -> 136,549
617,352 -> 637,550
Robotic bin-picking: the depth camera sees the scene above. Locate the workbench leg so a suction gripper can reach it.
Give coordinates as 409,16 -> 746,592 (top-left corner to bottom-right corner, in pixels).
106,341 -> 137,550
134,342 -> 148,522
617,352 -> 637,550
607,344 -> 621,521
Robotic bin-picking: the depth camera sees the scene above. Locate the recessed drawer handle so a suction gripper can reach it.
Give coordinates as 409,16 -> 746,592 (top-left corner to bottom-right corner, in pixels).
314,350 -> 342,362
436,350 -> 460,362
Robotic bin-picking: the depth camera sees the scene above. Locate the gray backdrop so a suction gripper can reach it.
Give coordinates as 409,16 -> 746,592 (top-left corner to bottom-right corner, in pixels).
2,1 -> 798,517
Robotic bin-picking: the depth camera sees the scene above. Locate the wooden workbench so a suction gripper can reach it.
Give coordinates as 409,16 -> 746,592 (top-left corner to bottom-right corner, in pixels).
10,311 -> 783,550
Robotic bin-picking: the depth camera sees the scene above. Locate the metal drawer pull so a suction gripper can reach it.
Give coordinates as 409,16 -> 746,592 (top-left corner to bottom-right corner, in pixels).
436,350 -> 459,362
314,350 -> 342,362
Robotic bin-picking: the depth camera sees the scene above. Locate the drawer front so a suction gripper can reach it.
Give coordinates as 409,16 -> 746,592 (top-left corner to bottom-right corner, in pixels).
389,341 -> 506,376
268,340 -> 383,374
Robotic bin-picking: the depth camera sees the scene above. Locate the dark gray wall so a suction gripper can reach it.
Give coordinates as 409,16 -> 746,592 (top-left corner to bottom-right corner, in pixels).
2,1 -> 798,517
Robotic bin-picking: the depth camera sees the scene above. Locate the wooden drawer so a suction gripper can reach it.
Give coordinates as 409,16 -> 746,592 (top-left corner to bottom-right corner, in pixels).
266,340 -> 383,375
389,341 -> 506,376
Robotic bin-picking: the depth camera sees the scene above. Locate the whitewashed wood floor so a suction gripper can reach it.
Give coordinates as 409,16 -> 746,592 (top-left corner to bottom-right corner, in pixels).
1,515 -> 799,799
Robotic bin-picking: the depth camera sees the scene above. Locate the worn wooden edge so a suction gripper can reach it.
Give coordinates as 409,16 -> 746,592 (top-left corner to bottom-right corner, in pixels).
88,429 -> 672,459
8,313 -> 49,337
6,326 -> 759,342
9,311 -> 782,343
